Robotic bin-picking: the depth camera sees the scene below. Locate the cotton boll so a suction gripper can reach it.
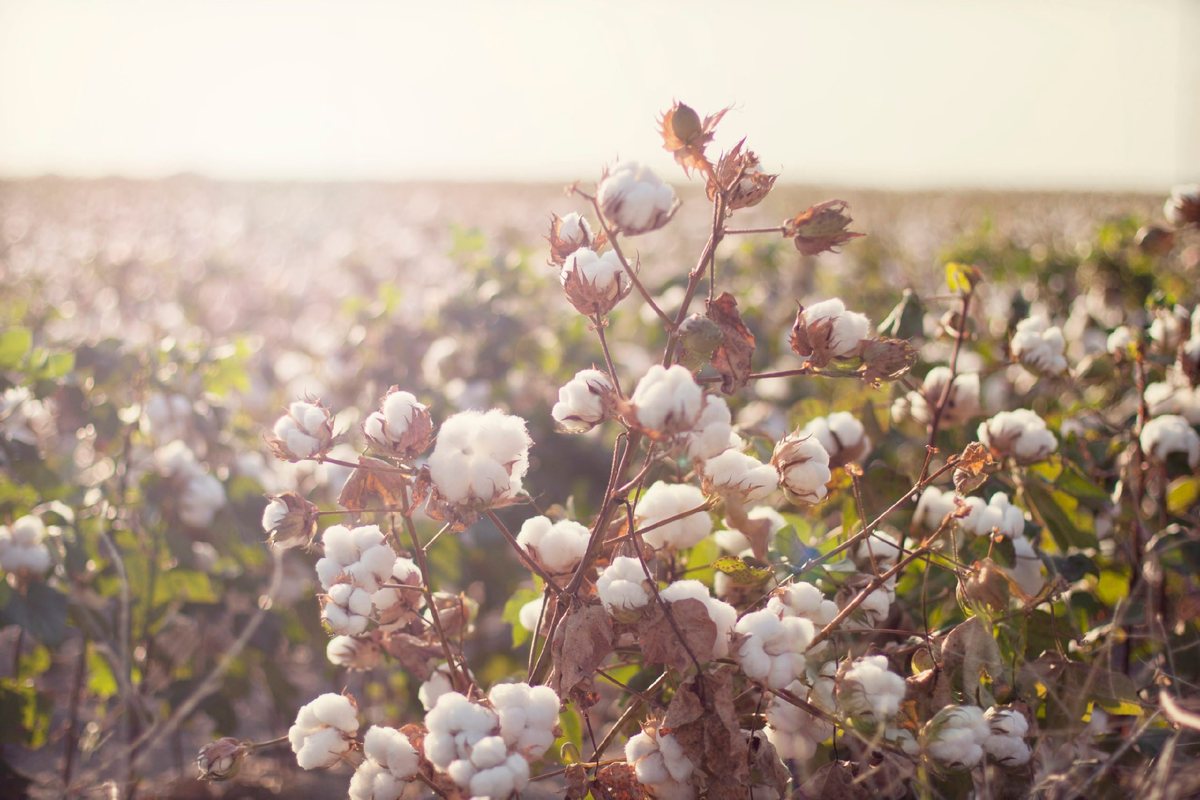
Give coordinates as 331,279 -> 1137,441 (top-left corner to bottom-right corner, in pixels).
597,557 -> 652,619
516,516 -> 590,574
765,679 -> 834,760
630,366 -> 704,437
349,725 -> 419,800
979,409 -> 1057,463
700,449 -> 779,503
419,664 -> 456,712
552,369 -> 614,433
178,471 -> 226,528
0,516 -> 52,577
428,409 -> 532,507
800,412 -> 871,467
684,395 -> 734,462
734,609 -> 813,689
839,655 -> 906,722
289,693 -> 358,770
488,682 -> 560,758
894,367 -> 982,427
269,400 -> 335,461
315,524 -> 396,593
141,393 -> 192,442
1146,382 -> 1200,424
362,389 -> 433,460
636,482 -> 712,550
626,727 -> 695,797
560,249 -> 630,315
322,583 -> 374,635
767,582 -> 837,627
1107,326 -> 1136,356
1011,317 -> 1068,376
597,161 -> 678,235
660,580 -> 737,660
772,432 -> 832,505
914,486 -> 959,532
1140,414 -> 1200,468
795,299 -> 872,360
423,692 -> 500,769
519,596 -> 546,632
922,706 -> 990,771
558,212 -> 592,248
984,733 -> 1032,766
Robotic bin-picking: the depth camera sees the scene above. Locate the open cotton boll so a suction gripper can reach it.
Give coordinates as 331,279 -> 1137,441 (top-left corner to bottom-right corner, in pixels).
894,367 -> 982,427
519,596 -> 546,632
767,582 -> 837,627
418,664 -> 456,712
799,412 -> 871,466
1107,326 -> 1136,356
626,728 -> 695,794
838,655 -> 906,722
923,706 -> 990,771
349,725 -> 420,800
734,609 -> 814,689
1011,317 -> 1068,376
1150,305 -> 1189,352
597,556 -> 652,620
371,558 -> 424,628
1007,534 -> 1045,598
1140,414 -> 1200,468
765,678 -> 834,760
427,409 -> 532,507
840,579 -> 893,630
660,580 -> 737,659
772,432 -> 832,505
714,506 -> 786,553
635,482 -> 712,550
558,212 -> 592,247
551,369 -> 614,433
488,682 -> 561,758
516,515 -> 590,574
362,389 -> 433,459
914,485 -> 959,532
269,400 -> 335,461
796,299 -> 872,359
597,161 -> 678,236
423,692 -> 500,769
0,515 -> 52,577
1146,382 -> 1200,424
561,249 -> 627,299
315,524 -> 396,593
979,409 -> 1057,463
326,634 -> 384,670
684,395 -> 734,461
322,583 -> 374,635
289,693 -> 358,770
700,449 -> 778,503
178,471 -> 226,529
630,365 -> 704,437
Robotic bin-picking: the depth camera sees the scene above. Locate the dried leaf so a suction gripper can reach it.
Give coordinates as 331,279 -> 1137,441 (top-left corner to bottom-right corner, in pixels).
382,633 -> 443,682
338,457 -> 409,510
662,668 -> 749,796
782,200 -> 865,256
799,760 -> 871,800
550,602 -> 615,697
704,292 -> 756,395
593,762 -> 643,800
636,598 -> 717,672
564,763 -> 590,800
747,731 -> 790,799
941,616 -> 1008,705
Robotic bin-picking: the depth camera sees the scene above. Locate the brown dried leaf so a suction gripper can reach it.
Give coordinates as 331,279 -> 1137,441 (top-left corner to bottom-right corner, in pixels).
790,303 -> 838,368
593,762 -> 643,800
747,731 -> 790,799
636,599 -> 717,672
783,200 -> 865,256
663,668 -> 749,796
382,633 -> 443,682
564,763 -> 590,800
706,292 -> 756,395
798,760 -> 871,800
338,457 -> 410,510
941,616 -> 1008,705
724,494 -> 772,562
550,602 -> 615,697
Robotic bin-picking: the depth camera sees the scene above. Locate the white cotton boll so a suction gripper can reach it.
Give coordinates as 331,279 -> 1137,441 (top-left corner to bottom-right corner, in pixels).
516,516 -> 590,574
561,249 -> 628,298
839,655 -> 906,722
714,505 -> 785,553
1011,317 -> 1068,376
424,692 -> 500,768
800,412 -> 871,466
767,583 -> 837,627
428,409 -> 532,507
325,635 -> 384,670
0,516 -> 52,576
984,733 -> 1032,766
323,583 -> 373,635
801,299 -> 872,358
597,556 -> 651,618
558,212 -> 591,246
985,707 -> 1029,738
897,367 -> 982,426
636,482 -> 712,550
734,609 -> 813,689
626,729 -> 694,793
986,494 -> 1025,539
979,409 -> 1057,463
958,496 -> 998,537
316,524 -> 395,593
1107,326 -> 1136,356
419,665 -> 455,712
1140,414 -> 1200,468
843,583 -> 892,630
352,725 -> 418,799
470,736 -> 509,769
660,580 -> 737,660
519,596 -> 545,632
685,395 -> 734,461
1006,535 -> 1045,599
924,706 -> 990,771
552,369 -> 613,433
772,433 -> 832,505
261,497 -> 288,535
701,450 -> 778,503
914,486 -> 959,532
178,472 -> 226,528
382,391 -> 423,435
597,161 -> 678,235
1150,305 -> 1189,352
765,678 -> 834,761
1146,382 -> 1200,425
289,693 -> 358,770
488,682 -> 560,758
630,365 -> 703,436
141,393 -> 192,441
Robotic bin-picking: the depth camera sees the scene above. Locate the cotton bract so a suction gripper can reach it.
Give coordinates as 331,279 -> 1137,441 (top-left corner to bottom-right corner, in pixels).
635,481 -> 712,550
289,693 -> 358,770
428,409 -> 532,506
597,161 -> 678,235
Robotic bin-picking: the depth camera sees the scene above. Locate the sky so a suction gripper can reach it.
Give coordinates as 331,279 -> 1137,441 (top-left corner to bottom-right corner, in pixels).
1,0 -> 1197,190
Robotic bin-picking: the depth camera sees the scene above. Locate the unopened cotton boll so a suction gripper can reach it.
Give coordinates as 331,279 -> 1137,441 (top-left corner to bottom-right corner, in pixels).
734,609 -> 814,689
1140,414 -> 1200,468
839,655 -> 906,722
315,524 -> 396,593
793,298 -> 872,362
772,432 -> 832,505
597,161 -> 679,236
684,395 -> 734,461
516,515 -> 590,574
349,726 -> 420,800
630,365 -> 703,437
268,400 -> 335,461
800,412 -> 871,466
1011,317 -> 1068,376
289,693 -> 359,770
700,449 -> 778,503
597,556 -> 652,620
659,580 -> 737,660
427,409 -> 532,507
322,583 -> 374,635
551,369 -> 614,433
635,481 -> 712,550
0,515 -> 52,577
979,409 -> 1057,463
922,706 -> 990,771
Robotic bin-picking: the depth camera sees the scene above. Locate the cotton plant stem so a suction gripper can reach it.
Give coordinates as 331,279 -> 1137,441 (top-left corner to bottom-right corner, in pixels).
591,315 -> 623,398
313,456 -> 412,474
922,288 -> 974,481
588,672 -> 669,763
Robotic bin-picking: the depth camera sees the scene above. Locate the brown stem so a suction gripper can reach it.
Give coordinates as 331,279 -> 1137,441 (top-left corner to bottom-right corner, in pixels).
62,636 -> 88,788
588,672 -> 669,762
315,456 -> 412,474
923,288 -> 974,481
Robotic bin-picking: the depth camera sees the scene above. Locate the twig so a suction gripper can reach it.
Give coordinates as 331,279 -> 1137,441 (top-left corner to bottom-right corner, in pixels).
592,316 -> 623,398
922,287 -> 974,480
588,672 -> 669,763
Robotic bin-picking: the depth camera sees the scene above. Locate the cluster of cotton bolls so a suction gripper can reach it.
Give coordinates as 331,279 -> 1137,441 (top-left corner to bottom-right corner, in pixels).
1011,316 -> 1068,376
423,684 -> 560,799
0,515 -> 52,578
978,409 -> 1058,463
892,367 -> 982,427
625,723 -> 695,800
289,693 -> 359,770
155,440 -> 226,529
427,409 -> 532,507
348,726 -> 420,800
313,524 -> 400,635
635,481 -> 712,550
921,705 -> 1033,770
515,515 -> 590,576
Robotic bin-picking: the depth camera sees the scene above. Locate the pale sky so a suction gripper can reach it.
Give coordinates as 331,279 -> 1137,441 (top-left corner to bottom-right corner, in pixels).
1,0 -> 1197,189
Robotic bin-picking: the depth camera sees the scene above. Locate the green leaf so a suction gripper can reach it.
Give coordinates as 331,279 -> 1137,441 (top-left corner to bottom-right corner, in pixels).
0,329 -> 31,369
501,588 -> 542,648
87,646 -> 118,699
0,679 -> 51,747
1167,477 -> 1199,516
0,583 -> 68,648
1055,461 -> 1109,504
1024,481 -> 1098,551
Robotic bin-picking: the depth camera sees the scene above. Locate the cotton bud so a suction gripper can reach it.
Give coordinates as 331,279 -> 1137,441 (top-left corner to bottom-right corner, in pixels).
700,450 -> 778,503
790,298 -> 872,366
1164,184 -> 1200,228
625,723 -> 695,797
893,367 -> 981,427
629,365 -> 704,439
349,726 -> 420,800
0,515 -> 52,578
372,558 -> 425,628
782,200 -> 865,256
921,706 -> 989,771
677,313 -> 725,371
516,515 -> 590,576
1011,316 -> 1068,376
597,161 -> 679,236
327,633 -> 385,670
659,580 -> 737,660
261,490 -> 319,549
799,412 -> 871,467
427,409 -> 532,508
289,693 -> 359,770
957,559 -> 1010,613
1136,223 -> 1176,256
734,609 -> 814,689
597,556 -> 652,621
772,432 -> 832,505
552,369 -> 616,433
268,399 -> 335,461
316,524 -> 396,593
838,655 -> 906,723
636,481 -> 712,550
546,212 -> 596,266
560,247 -> 633,317
322,582 -> 374,635
684,395 -> 735,462
197,737 -> 249,781
1140,414 -> 1200,468
978,409 -> 1057,463
362,389 -> 433,461
1106,326 -> 1137,358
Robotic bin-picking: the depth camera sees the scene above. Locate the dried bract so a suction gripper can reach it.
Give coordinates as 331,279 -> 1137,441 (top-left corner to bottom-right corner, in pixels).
783,200 -> 865,256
